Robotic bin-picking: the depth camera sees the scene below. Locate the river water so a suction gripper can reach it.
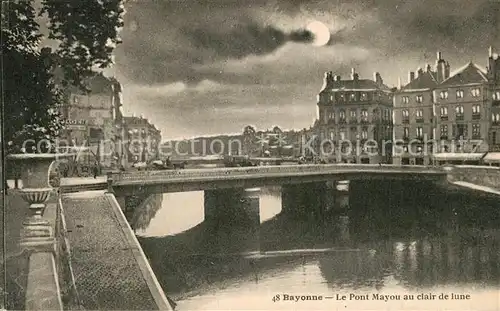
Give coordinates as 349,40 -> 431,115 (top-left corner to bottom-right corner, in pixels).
136,181 -> 500,310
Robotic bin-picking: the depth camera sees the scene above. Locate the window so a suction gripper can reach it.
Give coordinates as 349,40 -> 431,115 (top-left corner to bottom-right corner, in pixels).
492,113 -> 500,124
330,95 -> 334,101
360,93 -> 368,100
471,88 -> 481,97
456,89 -> 464,98
494,91 -> 500,101
329,112 -> 335,121
440,125 -> 448,139
350,110 -> 357,118
472,123 -> 481,139
339,110 -> 346,122
349,93 -> 356,101
439,90 -> 448,99
416,95 -> 423,103
339,93 -> 345,101
384,109 -> 390,121
339,128 -> 346,140
455,105 -> 464,120
401,96 -> 409,104
402,109 -> 409,117
416,127 -> 423,138
403,127 -> 409,138
416,109 -> 423,118
329,131 -> 335,140
361,127 -> 368,139
440,106 -> 448,119
472,104 -> 481,118
361,109 -> 368,122
455,124 -> 467,139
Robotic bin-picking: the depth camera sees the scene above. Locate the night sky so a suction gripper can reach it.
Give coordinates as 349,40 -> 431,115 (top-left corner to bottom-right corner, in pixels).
108,0 -> 499,139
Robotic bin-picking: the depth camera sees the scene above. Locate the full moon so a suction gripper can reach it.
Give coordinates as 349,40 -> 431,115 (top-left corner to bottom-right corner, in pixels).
306,21 -> 331,47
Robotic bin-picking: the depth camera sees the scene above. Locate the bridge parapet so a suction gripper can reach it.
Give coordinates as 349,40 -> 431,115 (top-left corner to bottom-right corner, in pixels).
448,165 -> 500,189
110,164 -> 446,185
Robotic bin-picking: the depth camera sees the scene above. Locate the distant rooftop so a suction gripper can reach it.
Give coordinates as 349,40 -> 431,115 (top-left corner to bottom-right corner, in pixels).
439,62 -> 488,87
402,71 -> 438,91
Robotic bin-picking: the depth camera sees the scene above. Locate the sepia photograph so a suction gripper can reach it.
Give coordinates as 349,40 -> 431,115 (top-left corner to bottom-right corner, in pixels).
2,0 -> 500,310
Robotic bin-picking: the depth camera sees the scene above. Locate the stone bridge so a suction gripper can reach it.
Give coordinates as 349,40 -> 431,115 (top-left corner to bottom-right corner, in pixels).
107,164 -> 448,197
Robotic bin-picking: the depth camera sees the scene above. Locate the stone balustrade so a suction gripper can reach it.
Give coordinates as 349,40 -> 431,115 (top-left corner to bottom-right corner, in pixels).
6,153 -> 70,311
110,164 -> 445,185
448,165 -> 500,189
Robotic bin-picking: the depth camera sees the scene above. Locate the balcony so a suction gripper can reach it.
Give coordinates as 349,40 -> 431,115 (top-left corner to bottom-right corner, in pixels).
472,113 -> 481,120
456,115 -> 464,121
440,135 -> 448,140
349,119 -> 358,124
440,116 -> 448,121
402,118 -> 409,124
339,119 -> 346,124
360,118 -> 369,124
415,118 -> 424,123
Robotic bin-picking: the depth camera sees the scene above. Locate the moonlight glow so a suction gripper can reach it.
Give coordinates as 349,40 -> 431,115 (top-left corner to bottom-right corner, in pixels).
306,21 -> 331,47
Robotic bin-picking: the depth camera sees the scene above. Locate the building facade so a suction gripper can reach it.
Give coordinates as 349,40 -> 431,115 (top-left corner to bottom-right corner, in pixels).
316,69 -> 393,163
487,47 -> 500,152
124,115 -> 162,163
60,73 -> 126,169
433,61 -> 490,156
393,53 -> 447,165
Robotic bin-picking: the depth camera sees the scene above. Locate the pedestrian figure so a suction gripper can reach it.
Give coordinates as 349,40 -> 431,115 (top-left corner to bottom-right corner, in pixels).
93,161 -> 99,179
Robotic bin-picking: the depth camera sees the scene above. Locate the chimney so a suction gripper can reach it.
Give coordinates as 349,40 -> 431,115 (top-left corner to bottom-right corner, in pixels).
409,71 -> 415,82
397,77 -> 402,90
489,46 -> 493,58
323,71 -> 334,89
445,61 -> 450,79
351,68 -> 357,80
436,51 -> 446,83
374,72 -> 383,85
335,75 -> 341,82
417,67 -> 423,77
426,64 -> 431,72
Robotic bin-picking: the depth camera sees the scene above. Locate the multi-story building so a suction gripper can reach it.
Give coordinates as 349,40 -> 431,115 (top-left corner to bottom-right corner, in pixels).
433,60 -> 490,158
60,73 -> 126,169
316,69 -> 393,163
124,115 -> 162,163
393,52 -> 449,165
487,47 -> 500,152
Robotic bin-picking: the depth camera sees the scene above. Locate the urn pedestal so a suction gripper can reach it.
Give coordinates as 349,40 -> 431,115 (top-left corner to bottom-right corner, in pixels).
7,153 -> 68,252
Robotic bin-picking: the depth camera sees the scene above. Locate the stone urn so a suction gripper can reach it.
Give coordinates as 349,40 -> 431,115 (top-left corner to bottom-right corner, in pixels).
7,153 -> 70,250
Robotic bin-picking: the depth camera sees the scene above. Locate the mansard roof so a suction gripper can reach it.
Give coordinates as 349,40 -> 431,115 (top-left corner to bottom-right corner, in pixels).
401,71 -> 438,91
439,62 -> 488,87
321,79 -> 391,93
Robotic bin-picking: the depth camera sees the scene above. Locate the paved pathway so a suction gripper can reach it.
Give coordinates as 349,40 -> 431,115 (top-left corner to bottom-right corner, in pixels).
61,191 -> 172,310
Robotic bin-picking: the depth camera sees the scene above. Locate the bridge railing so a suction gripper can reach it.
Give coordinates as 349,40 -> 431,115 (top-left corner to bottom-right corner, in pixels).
447,165 -> 500,189
109,164 -> 445,184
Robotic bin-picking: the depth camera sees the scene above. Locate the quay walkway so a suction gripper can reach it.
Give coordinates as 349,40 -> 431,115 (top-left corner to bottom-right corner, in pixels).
61,190 -> 172,310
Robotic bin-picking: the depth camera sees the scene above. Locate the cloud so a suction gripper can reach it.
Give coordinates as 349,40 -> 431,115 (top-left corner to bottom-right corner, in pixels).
182,23 -> 315,59
111,0 -> 500,139
124,79 -> 224,99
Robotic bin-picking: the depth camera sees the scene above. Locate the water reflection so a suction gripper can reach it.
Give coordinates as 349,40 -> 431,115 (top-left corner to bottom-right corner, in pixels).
133,181 -> 500,310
